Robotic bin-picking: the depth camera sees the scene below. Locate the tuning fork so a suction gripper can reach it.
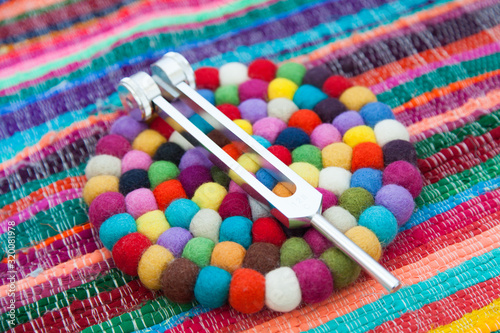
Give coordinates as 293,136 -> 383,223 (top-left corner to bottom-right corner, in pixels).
117,52 -> 402,292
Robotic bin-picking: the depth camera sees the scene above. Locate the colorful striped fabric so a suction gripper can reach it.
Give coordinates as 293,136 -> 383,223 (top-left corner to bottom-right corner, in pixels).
1,0 -> 500,331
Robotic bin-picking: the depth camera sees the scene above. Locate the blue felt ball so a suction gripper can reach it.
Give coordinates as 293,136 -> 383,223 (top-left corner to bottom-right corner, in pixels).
293,84 -> 328,110
198,89 -> 215,105
219,216 -> 253,249
165,198 -> 200,229
194,266 -> 232,308
358,206 -> 398,246
256,168 -> 278,190
99,213 -> 137,250
275,127 -> 310,151
189,113 -> 214,134
252,135 -> 271,148
350,168 -> 383,196
359,102 -> 395,127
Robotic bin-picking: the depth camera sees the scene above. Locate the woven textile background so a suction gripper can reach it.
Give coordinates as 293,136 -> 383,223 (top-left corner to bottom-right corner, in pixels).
2,0 -> 500,331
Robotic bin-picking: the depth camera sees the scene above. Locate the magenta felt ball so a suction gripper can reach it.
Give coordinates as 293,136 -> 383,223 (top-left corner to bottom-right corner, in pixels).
375,184 -> 415,226
157,227 -> 193,257
178,165 -> 213,198
95,134 -> 131,158
332,111 -> 365,136
238,79 -> 269,101
238,99 -> 268,124
229,180 -> 246,194
303,228 -> 332,256
88,192 -> 126,229
218,192 -> 252,220
253,117 -> 287,144
179,147 -> 213,171
293,259 -> 334,303
125,188 -> 158,219
316,187 -> 337,212
121,150 -> 153,173
110,116 -> 148,142
383,161 -> 423,198
310,123 -> 342,149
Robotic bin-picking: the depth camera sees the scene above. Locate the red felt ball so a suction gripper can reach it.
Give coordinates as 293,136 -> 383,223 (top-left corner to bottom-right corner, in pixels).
288,109 -> 322,135
252,217 -> 287,247
149,117 -> 175,140
229,268 -> 266,314
248,59 -> 277,82
267,145 -> 292,165
153,179 -> 188,211
322,75 -> 353,98
194,67 -> 220,90
222,142 -> 246,160
351,142 -> 384,172
219,192 -> 252,220
95,134 -> 131,158
217,104 -> 241,120
112,233 -> 151,276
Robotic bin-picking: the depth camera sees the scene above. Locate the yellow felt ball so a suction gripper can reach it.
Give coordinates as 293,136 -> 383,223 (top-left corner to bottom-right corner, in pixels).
82,175 -> 119,205
345,226 -> 382,261
237,153 -> 261,173
211,241 -> 246,273
137,245 -> 174,290
132,129 -> 167,157
322,143 -> 353,170
192,182 -> 228,211
339,86 -> 377,111
234,119 -> 253,135
289,162 -> 319,187
136,210 -> 170,243
268,78 -> 299,100
343,125 -> 377,148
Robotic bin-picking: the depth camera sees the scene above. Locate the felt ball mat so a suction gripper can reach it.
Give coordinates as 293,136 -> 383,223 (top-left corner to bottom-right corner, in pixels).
2,0 -> 500,332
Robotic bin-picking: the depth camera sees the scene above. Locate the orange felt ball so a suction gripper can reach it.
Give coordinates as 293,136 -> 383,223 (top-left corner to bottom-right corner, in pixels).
272,182 -> 296,197
229,268 -> 266,314
211,241 -> 246,273
153,179 -> 187,211
351,142 -> 384,172
288,109 -> 322,135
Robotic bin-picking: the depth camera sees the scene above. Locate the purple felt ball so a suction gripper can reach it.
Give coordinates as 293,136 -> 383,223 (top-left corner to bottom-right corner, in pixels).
171,100 -> 195,118
179,147 -> 213,171
238,99 -> 268,124
316,187 -> 338,212
292,259 -> 334,303
157,227 -> 193,257
95,134 -> 131,158
382,140 -> 418,166
310,123 -> 342,149
332,111 -> 365,136
375,184 -> 415,226
178,165 -> 212,197
238,79 -> 269,101
383,161 -> 423,198
303,228 -> 332,256
125,188 -> 158,219
253,117 -> 287,144
110,116 -> 148,142
121,150 -> 153,173
88,192 -> 126,229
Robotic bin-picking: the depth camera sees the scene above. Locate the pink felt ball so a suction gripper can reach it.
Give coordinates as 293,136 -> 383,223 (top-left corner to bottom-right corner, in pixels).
218,192 -> 252,220
125,188 -> 159,219
121,150 -> 153,173
88,192 -> 126,229
238,79 -> 269,101
310,123 -> 342,149
229,180 -> 246,194
316,187 -> 338,212
382,161 -> 423,198
95,134 -> 131,158
303,228 -> 332,256
293,259 -> 334,303
252,117 -> 287,144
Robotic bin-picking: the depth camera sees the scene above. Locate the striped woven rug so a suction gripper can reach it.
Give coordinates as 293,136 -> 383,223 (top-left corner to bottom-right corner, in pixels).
2,0 -> 500,331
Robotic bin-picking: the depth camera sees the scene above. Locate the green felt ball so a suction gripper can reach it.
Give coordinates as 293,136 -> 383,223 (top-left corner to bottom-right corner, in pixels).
277,62 -> 307,86
292,144 -> 323,170
211,166 -> 230,188
148,161 -> 180,189
280,237 -> 313,267
182,237 -> 216,268
339,187 -> 374,219
320,248 -> 361,288
215,85 -> 240,106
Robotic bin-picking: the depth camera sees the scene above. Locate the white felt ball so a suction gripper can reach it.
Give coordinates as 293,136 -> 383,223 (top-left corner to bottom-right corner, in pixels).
189,208 -> 222,243
219,62 -> 249,86
322,206 -> 357,233
267,98 -> 299,122
169,131 -> 195,151
248,196 -> 272,221
85,155 -> 121,179
374,119 -> 410,147
265,267 -> 302,312
319,167 -> 352,197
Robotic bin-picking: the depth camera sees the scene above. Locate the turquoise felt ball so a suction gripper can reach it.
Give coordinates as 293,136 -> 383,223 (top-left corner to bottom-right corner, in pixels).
358,206 -> 398,246
99,213 -> 137,250
165,198 -> 200,229
194,266 -> 232,308
293,84 -> 328,110
219,216 -> 253,249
